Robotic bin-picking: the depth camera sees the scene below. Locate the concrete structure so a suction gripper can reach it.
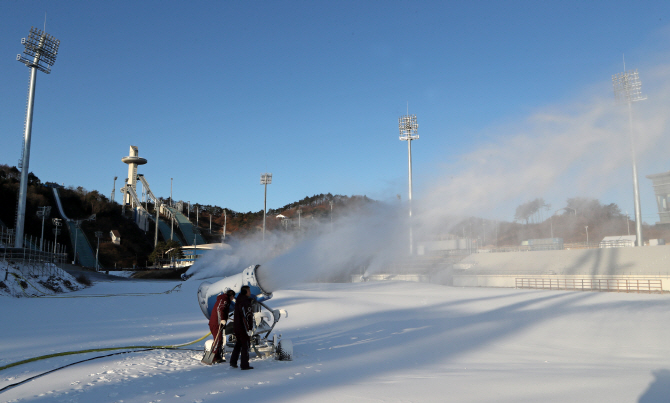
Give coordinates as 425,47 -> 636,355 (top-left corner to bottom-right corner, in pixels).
646,170 -> 670,224
352,274 -> 430,283
452,246 -> 670,291
417,239 -> 472,255
121,183 -> 150,232
121,146 -> 147,207
522,238 -> 563,251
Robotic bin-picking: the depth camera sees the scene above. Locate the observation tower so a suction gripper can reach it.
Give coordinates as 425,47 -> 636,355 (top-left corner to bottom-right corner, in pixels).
121,146 -> 147,206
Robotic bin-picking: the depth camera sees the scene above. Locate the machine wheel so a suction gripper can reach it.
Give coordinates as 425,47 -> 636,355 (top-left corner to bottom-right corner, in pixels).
276,339 -> 293,361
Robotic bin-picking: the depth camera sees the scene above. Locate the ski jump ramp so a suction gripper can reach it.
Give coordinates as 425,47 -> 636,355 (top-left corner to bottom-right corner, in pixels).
52,188 -> 99,268
164,206 -> 205,246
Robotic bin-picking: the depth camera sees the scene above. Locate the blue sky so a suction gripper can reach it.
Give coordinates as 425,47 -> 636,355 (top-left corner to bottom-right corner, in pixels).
2,1 -> 670,222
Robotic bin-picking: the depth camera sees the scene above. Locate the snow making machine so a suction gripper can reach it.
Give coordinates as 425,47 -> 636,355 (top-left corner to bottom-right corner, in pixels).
197,264 -> 293,361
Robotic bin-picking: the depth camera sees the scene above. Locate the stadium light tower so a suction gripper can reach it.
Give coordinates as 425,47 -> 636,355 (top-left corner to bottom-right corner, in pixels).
222,209 -> 227,243
612,64 -> 647,247
111,176 -> 118,203
14,27 -> 60,248
95,231 -> 103,271
399,113 -> 419,255
36,206 -> 51,251
261,173 -> 272,241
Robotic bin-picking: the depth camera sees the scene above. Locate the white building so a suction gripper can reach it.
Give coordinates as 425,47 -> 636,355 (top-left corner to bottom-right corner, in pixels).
599,235 -> 636,248
164,243 -> 232,268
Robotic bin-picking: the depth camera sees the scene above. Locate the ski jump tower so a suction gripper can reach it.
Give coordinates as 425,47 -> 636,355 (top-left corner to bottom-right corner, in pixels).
121,146 -> 147,207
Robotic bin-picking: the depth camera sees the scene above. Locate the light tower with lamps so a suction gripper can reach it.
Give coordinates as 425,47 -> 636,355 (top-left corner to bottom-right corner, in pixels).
399,113 -> 419,255
222,209 -> 227,243
111,176 -> 118,203
52,218 -> 62,253
14,27 -> 60,248
95,231 -> 103,270
585,226 -> 589,246
36,206 -> 51,251
612,64 -> 646,247
261,173 -> 272,241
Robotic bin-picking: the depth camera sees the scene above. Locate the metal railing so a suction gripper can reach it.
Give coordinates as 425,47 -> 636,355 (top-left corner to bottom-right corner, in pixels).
1,226 -> 68,277
515,277 -> 663,293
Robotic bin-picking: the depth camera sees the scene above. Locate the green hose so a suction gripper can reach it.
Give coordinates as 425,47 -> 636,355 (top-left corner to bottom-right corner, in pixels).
0,331 -> 211,372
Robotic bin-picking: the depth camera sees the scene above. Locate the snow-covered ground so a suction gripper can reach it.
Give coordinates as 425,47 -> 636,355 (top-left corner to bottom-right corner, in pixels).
0,261 -> 85,297
2,276 -> 670,402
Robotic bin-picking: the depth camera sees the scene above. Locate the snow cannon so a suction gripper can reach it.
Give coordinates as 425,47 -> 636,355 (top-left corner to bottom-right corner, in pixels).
198,264 -> 293,361
197,264 -> 273,319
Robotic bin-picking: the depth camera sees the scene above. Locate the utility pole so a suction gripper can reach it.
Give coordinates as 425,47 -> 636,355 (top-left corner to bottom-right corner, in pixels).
73,220 -> 79,265
111,176 -> 117,203
585,226 -> 589,246
170,213 -> 174,241
36,206 -> 51,251
222,210 -> 227,243
95,231 -> 103,271
154,205 -> 159,248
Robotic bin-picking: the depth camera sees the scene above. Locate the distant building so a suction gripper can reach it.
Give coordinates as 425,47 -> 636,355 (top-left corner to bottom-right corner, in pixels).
417,239 -> 473,255
110,230 -> 121,245
599,235 -> 636,248
646,171 -> 670,224
522,238 -> 564,251
164,243 -> 232,268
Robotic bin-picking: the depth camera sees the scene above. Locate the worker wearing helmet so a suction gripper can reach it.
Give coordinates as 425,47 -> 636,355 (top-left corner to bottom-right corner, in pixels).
209,289 -> 236,364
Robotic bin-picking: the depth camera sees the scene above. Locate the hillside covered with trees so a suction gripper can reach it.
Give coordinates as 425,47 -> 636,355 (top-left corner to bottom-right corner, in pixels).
3,163 -> 669,268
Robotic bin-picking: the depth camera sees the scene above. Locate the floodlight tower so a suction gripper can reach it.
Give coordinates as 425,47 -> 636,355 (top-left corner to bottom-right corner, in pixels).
52,218 -> 62,253
111,176 -> 118,203
95,231 -> 103,271
222,209 -> 227,242
612,66 -> 646,247
399,113 -> 419,255
261,173 -> 272,241
36,206 -> 51,251
14,27 -> 60,248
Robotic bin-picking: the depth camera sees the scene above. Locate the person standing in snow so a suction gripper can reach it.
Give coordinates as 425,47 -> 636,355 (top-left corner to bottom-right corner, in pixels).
209,289 -> 236,364
230,285 -> 255,370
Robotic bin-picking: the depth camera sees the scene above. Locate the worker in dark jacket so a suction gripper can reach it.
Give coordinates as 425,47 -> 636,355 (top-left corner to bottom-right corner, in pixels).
209,289 -> 236,363
230,285 -> 255,370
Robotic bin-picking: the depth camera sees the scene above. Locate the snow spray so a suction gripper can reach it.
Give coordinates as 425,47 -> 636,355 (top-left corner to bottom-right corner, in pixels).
191,67 -> 670,290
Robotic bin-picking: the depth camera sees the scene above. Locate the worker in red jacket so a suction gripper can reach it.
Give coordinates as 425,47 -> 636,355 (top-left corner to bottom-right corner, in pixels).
209,289 -> 236,363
